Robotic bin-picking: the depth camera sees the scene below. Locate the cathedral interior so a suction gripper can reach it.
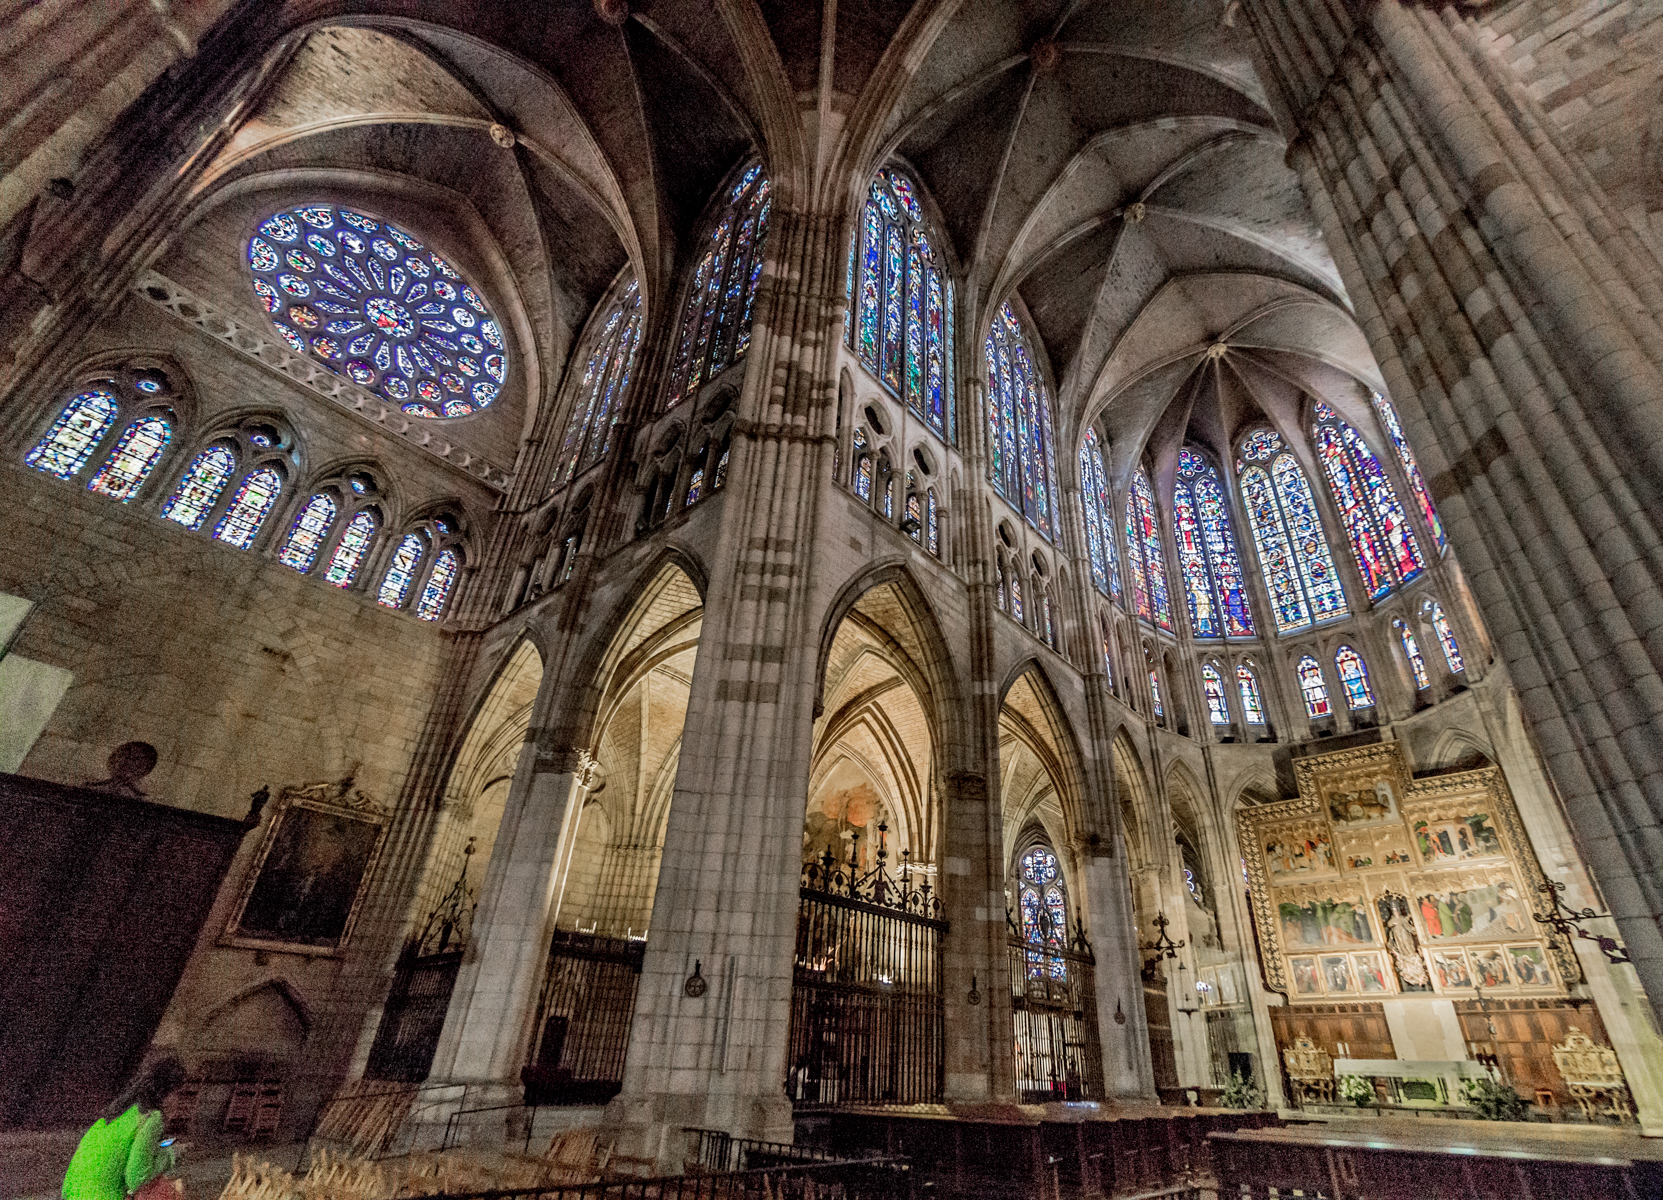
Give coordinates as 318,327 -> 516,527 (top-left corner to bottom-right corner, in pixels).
6,0 -> 1663,1196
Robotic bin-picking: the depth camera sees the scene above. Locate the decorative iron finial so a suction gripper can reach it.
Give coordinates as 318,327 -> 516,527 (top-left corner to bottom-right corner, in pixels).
1533,879 -> 1626,967
1140,911 -> 1186,962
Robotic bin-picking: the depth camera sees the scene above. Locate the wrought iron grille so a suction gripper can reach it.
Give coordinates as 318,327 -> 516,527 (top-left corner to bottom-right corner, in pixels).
365,949 -> 464,1082
789,829 -> 946,1107
523,931 -> 646,1106
1008,939 -> 1104,1103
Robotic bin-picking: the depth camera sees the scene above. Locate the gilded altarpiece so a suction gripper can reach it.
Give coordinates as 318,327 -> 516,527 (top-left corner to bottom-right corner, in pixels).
1238,743 -> 1574,1002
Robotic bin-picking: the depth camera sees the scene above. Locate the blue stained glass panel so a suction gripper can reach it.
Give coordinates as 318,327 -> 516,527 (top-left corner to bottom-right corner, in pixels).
279,493 -> 337,572
1149,669 -> 1164,717
1241,464 -> 1308,632
1237,666 -> 1265,723
162,445 -> 236,530
1202,665 -> 1230,724
87,416 -> 170,501
1273,453 -> 1348,622
555,277 -> 641,486
1130,470 -> 1171,630
1335,646 -> 1374,709
1173,480 -> 1217,637
1194,469 -> 1254,637
1298,656 -> 1331,717
904,244 -> 923,412
417,547 -> 458,621
27,389 -> 119,479
1373,391 -> 1444,550
1430,601 -> 1464,673
1398,621 -> 1430,689
324,510 -> 377,586
882,225 -> 903,390
1316,424 -> 1392,599
858,201 -> 882,370
925,268 -> 945,434
214,467 -> 282,549
378,534 -> 425,608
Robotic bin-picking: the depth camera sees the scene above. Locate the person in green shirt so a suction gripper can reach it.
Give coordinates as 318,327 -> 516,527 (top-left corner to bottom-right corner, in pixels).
62,1053 -> 186,1199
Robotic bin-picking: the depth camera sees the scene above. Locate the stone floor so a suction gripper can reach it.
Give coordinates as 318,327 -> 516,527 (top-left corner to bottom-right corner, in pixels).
3,1134 -> 307,1200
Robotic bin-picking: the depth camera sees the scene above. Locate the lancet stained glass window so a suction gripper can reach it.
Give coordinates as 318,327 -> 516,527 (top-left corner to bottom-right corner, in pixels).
1297,655 -> 1331,718
555,277 -> 641,487
1100,615 -> 1115,686
279,493 -> 337,572
926,489 -> 940,556
162,445 -> 237,530
1202,664 -> 1230,725
1311,401 -> 1423,600
416,547 -> 460,620
1238,428 -> 1348,633
1149,668 -> 1164,718
1019,844 -> 1069,980
1174,449 -> 1253,638
985,302 -> 1060,541
1237,665 -> 1265,724
87,417 -> 170,501
246,204 -> 507,419
1428,601 -> 1464,673
847,167 -> 953,438
1372,391 -> 1444,551
379,534 -> 426,608
214,467 -> 282,549
853,429 -> 873,501
1124,469 -> 1172,630
666,164 -> 771,407
1334,646 -> 1374,709
27,389 -> 119,479
1079,428 -> 1121,602
324,511 -> 377,587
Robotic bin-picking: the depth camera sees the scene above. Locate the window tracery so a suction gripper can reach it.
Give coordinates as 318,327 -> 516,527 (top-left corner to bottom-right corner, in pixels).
1237,428 -> 1348,633
848,167 -> 954,438
1334,645 -> 1374,710
666,163 -> 772,407
1296,655 -> 1331,718
1311,401 -> 1424,600
247,204 -> 506,418
1173,448 -> 1253,638
554,275 -> 641,487
1079,427 -> 1121,602
1124,468 -> 1172,630
985,302 -> 1060,541
1017,844 -> 1070,981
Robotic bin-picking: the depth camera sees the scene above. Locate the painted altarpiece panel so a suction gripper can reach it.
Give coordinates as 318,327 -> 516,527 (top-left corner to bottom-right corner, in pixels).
1236,742 -> 1572,1003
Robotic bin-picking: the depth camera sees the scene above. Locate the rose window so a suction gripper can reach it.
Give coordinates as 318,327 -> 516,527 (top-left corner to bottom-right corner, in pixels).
246,204 -> 508,419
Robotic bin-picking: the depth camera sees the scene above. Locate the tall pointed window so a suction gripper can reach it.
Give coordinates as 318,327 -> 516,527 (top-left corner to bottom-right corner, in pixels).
279,493 -> 338,572
1124,469 -> 1172,630
1396,619 -> 1429,690
1100,615 -> 1115,686
416,548 -> 461,620
379,534 -> 426,608
1297,655 -> 1331,718
1334,646 -> 1374,709
213,467 -> 283,549
1009,569 -> 1024,623
1427,601 -> 1464,673
162,445 -> 237,530
86,416 -> 171,501
848,167 -> 954,438
325,511 -> 378,587
926,489 -> 940,556
1237,665 -> 1265,725
1238,428 -> 1348,633
1018,844 -> 1071,980
1311,401 -> 1423,600
985,302 -> 1061,541
1202,664 -> 1230,725
1149,667 -> 1164,718
27,388 -> 121,479
1371,391 -> 1444,551
554,275 -> 641,487
1173,449 -> 1253,638
1079,427 -> 1121,602
666,163 -> 772,407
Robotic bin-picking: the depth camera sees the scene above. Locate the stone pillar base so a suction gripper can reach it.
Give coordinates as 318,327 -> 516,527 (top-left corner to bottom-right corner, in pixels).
602,1091 -> 796,1172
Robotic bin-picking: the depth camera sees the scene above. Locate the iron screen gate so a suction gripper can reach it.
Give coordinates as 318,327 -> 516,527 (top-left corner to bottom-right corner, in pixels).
365,948 -> 464,1081
522,931 -> 646,1105
788,838 -> 946,1107
1009,942 -> 1104,1102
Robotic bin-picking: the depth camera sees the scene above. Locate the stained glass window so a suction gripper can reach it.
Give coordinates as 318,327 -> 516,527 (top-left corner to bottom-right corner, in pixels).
985,302 -> 1060,541
666,164 -> 771,407
1040,587 -> 1055,648
1237,665 -> 1265,724
906,489 -> 922,543
1124,469 -> 1172,630
27,389 -> 119,479
685,464 -> 704,506
1174,448 -> 1253,637
214,467 -> 282,549
1335,646 -> 1374,709
87,417 -> 170,501
1202,664 -> 1230,725
1018,845 -> 1070,980
1149,668 -> 1164,718
1238,428 -> 1348,633
926,489 -> 939,556
554,276 -> 640,487
1428,601 -> 1464,673
1009,568 -> 1024,623
1371,391 -> 1444,551
1396,620 -> 1429,690
849,169 -> 953,438
417,548 -> 460,620
246,204 -> 507,418
324,511 -> 377,586
1311,401 -> 1423,600
714,446 -> 730,491
378,533 -> 426,608
162,445 -> 237,530
1100,615 -> 1115,686
853,429 -> 873,501
1297,655 -> 1331,718
1079,428 -> 1121,602
279,493 -> 337,572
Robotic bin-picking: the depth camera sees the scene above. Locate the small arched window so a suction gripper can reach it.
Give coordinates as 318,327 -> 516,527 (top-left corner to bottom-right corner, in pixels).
926,489 -> 940,556
848,166 -> 953,438
416,548 -> 461,621
214,466 -> 283,549
325,510 -> 378,587
666,163 -> 771,407
27,388 -> 120,479
1311,401 -> 1424,600
279,493 -> 339,572
1079,427 -> 1121,602
1148,666 -> 1164,719
1334,645 -> 1374,709
1009,568 -> 1025,623
1173,449 -> 1253,638
1296,655 -> 1331,718
1237,665 -> 1265,725
1124,468 -> 1172,630
1018,844 -> 1070,980
162,445 -> 238,530
378,533 -> 427,608
1202,664 -> 1230,725
1238,428 -> 1348,633
1371,391 -> 1444,552
905,486 -> 923,543
87,417 -> 171,501
853,429 -> 873,501
1427,601 -> 1464,673
1039,582 -> 1055,649
554,275 -> 641,487
1099,614 -> 1115,686
1395,619 -> 1429,690
985,302 -> 1060,541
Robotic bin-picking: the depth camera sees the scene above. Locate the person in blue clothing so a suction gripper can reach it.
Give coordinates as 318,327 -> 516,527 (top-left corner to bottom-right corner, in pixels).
61,1053 -> 186,1199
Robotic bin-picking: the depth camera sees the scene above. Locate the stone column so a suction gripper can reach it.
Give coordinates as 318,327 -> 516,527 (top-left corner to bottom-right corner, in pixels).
1078,850 -> 1156,1099
1242,0 -> 1663,1027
